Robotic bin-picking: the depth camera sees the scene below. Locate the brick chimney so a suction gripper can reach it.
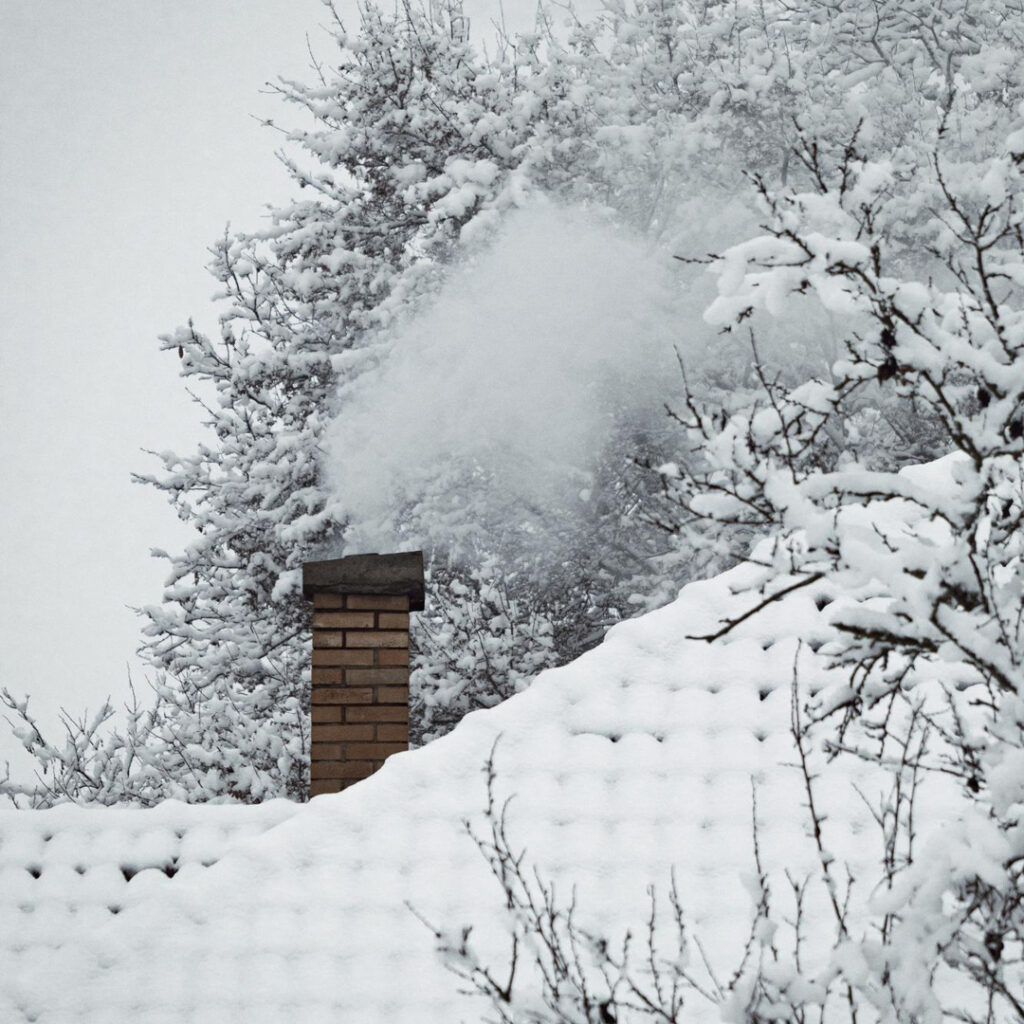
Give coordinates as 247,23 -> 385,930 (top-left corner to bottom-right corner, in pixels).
302,551 -> 425,798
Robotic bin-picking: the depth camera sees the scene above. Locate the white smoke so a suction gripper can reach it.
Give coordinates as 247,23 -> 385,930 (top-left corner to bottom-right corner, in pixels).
323,199 -> 832,556
324,203 -> 695,551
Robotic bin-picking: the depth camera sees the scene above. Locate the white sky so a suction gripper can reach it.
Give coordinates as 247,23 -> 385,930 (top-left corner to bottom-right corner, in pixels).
0,0 -> 551,782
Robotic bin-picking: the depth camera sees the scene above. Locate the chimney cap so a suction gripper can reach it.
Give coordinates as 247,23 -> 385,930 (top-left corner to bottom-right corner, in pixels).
302,550 -> 425,610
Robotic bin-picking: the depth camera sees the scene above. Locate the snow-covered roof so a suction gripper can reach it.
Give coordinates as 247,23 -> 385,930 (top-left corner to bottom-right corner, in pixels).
0,542 -> 962,1023
0,801 -> 300,1012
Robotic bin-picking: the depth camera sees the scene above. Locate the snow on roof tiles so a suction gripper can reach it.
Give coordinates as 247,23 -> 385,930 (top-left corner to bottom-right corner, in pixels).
0,555 -> 963,1023
0,801 -> 299,958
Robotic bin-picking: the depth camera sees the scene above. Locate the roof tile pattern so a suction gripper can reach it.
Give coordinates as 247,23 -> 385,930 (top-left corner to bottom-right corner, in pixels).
0,557 -> 962,1023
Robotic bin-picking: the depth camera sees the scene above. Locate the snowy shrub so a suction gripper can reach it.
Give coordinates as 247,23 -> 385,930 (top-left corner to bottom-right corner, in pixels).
1,671 -> 307,807
420,727 -> 894,1024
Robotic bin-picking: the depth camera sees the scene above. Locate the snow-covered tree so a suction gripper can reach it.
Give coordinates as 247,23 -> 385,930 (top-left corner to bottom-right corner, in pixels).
645,105 -> 1024,1021
10,0 -> 1024,806
122,0 -> 818,789
3,0 -> 544,805
125,0 -> 552,801
415,4 -> 1024,1020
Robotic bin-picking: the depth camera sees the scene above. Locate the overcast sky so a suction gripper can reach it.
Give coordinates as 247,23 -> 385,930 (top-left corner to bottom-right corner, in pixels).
0,0 -> 557,782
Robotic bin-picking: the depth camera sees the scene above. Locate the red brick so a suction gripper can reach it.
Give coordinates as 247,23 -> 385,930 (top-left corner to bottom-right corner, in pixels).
312,648 -> 374,667
313,611 -> 375,629
375,723 -> 409,743
377,648 -> 410,667
345,742 -> 406,760
312,724 -> 374,742
310,687 -> 373,705
344,630 -> 409,649
345,705 -> 409,724
344,667 -> 409,686
376,685 -> 409,704
377,612 -> 410,630
311,706 -> 342,724
311,761 -> 375,780
310,779 -> 342,796
313,593 -> 345,609
346,594 -> 410,611
313,630 -> 345,648
312,666 -> 342,686
312,742 -> 342,760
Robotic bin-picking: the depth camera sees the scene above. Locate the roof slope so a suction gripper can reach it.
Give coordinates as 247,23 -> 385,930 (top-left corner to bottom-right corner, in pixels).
0,538 -> 964,1023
